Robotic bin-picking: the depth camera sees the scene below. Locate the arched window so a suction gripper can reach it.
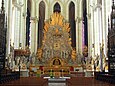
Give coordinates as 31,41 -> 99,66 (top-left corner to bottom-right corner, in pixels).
26,0 -> 31,46
53,2 -> 61,13
69,1 -> 76,48
38,1 -> 45,48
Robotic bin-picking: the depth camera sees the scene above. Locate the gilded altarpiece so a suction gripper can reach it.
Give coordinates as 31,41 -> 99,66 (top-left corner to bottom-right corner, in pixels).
36,13 -> 77,77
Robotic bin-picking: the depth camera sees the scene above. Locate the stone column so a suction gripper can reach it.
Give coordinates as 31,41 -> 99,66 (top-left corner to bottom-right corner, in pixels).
20,0 -> 27,49
87,0 -> 92,57
13,2 -> 24,49
87,13 -> 92,57
34,1 -> 39,53
30,18 -> 36,53
6,0 -> 12,55
78,0 -> 83,55
29,1 -> 36,53
93,4 -> 103,57
78,17 -> 83,55
75,19 -> 79,53
90,2 -> 95,58
90,9 -> 95,57
30,17 -> 38,53
14,8 -> 20,49
102,0 -> 107,57
97,4 -> 103,71
35,18 -> 39,53
94,10 -> 100,56
18,3 -> 24,49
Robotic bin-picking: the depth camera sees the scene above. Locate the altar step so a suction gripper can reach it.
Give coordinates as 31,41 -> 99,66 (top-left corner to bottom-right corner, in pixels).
48,82 -> 66,86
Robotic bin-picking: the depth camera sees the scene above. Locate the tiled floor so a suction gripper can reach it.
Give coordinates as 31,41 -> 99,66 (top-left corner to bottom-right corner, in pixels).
0,77 -> 115,86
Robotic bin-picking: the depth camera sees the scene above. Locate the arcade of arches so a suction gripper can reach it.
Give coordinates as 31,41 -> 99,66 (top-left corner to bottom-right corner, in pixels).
1,0 -> 113,79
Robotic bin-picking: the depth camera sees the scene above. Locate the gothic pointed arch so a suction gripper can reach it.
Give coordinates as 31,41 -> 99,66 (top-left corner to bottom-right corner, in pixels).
69,1 -> 76,48
53,2 -> 61,13
26,0 -> 31,46
38,1 -> 45,48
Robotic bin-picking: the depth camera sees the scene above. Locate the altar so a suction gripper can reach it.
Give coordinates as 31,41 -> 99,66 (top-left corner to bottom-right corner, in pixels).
43,66 -> 70,77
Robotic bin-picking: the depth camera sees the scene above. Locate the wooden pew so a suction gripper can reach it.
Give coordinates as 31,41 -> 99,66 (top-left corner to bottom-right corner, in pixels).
94,72 -> 115,84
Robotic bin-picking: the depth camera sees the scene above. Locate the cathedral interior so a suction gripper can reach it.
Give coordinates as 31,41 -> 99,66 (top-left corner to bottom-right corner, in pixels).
0,0 -> 115,86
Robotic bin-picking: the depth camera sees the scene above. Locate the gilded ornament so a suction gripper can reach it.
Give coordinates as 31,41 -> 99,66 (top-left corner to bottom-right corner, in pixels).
71,49 -> 76,62
37,48 -> 42,59
50,12 -> 64,26
44,22 -> 49,32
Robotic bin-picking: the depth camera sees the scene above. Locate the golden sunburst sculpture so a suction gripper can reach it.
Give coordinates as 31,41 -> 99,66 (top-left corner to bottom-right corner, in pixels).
50,12 -> 63,26
44,12 -> 71,32
43,12 -> 71,45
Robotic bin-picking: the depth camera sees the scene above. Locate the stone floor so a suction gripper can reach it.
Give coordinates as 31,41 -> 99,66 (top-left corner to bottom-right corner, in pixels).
0,77 -> 115,86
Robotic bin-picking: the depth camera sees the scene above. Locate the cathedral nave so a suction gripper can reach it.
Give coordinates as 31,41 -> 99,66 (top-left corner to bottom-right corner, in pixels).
0,0 -> 115,85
